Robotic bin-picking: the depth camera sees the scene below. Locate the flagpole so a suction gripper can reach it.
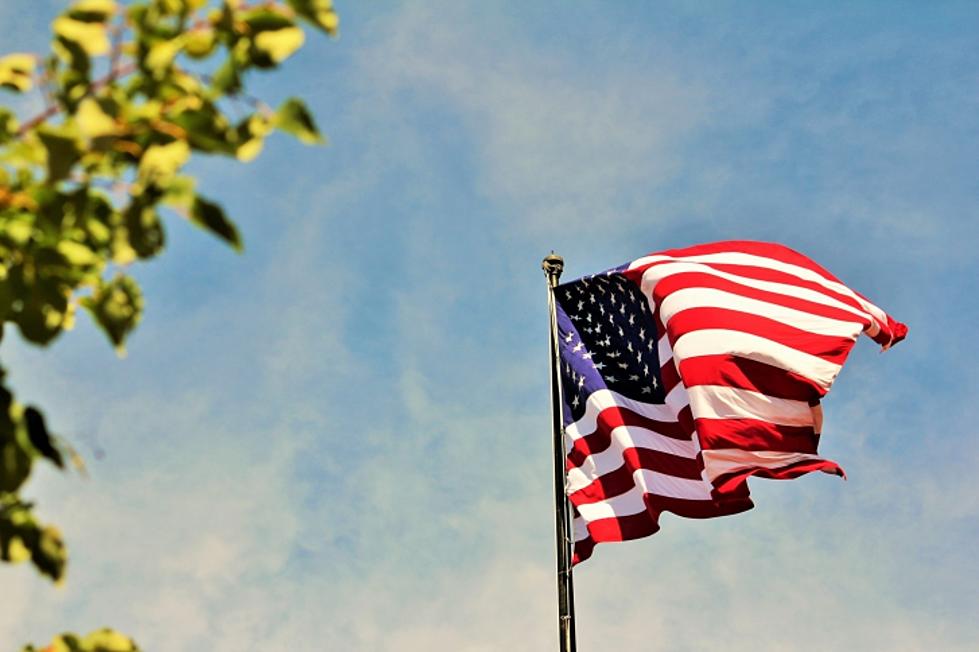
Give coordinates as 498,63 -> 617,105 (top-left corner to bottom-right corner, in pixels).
543,253 -> 577,652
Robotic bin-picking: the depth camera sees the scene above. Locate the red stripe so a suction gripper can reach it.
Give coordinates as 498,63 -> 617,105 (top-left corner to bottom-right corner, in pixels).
871,313 -> 909,348
659,353 -> 681,394
635,240 -> 845,285
678,354 -> 823,401
712,458 -> 844,495
696,418 -> 819,453
572,494 -> 755,564
666,306 -> 857,364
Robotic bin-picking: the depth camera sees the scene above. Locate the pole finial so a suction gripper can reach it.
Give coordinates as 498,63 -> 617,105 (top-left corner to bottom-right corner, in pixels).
542,252 -> 564,284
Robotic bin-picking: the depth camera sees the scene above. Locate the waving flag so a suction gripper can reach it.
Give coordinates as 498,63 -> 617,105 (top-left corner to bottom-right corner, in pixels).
555,241 -> 907,564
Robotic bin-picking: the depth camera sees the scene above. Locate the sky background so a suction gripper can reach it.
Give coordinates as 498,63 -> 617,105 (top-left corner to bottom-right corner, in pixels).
2,1 -> 978,650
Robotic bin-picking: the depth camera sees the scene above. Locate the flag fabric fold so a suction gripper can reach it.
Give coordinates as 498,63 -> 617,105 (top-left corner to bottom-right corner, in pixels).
554,240 -> 906,564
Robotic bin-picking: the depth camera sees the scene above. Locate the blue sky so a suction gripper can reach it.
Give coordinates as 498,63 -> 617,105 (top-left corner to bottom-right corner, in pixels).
3,1 -> 978,650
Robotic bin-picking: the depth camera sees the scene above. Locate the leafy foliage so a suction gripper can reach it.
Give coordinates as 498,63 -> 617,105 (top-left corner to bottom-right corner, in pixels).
0,0 -> 338,646
22,628 -> 141,652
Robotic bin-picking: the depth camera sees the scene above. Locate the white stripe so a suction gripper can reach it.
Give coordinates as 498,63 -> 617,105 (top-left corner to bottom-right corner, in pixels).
686,384 -> 813,427
659,287 -> 865,340
566,424 -> 699,494
701,448 -> 832,483
672,329 -> 842,389
564,389 -> 676,441
656,335 -> 692,415
574,471 -> 713,520
639,261 -> 872,324
572,516 -> 589,543
631,250 -> 890,330
664,375 -> 691,415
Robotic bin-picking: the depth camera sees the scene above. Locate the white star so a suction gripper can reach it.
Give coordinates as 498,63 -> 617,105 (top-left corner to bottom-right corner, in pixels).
572,395 -> 580,408
629,374 -> 639,381
628,314 -> 635,325
617,362 -> 628,369
651,376 -> 659,389
577,300 -> 585,311
626,341 -> 633,353
564,332 -> 573,343
619,304 -> 626,315
582,352 -> 592,360
606,375 -> 617,383
610,294 -> 617,305
594,362 -> 605,370
572,342 -> 584,353
641,386 -> 652,394
607,351 -> 620,359
578,376 -> 585,388
638,328 -> 646,340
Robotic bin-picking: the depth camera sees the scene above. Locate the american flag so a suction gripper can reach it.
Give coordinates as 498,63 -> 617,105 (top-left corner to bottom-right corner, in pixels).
555,241 -> 907,564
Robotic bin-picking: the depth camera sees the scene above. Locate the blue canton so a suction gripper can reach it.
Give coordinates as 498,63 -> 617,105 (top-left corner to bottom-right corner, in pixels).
555,270 -> 666,425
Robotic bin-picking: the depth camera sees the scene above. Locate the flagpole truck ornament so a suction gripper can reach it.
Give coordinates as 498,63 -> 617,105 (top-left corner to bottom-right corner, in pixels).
550,240 -> 907,564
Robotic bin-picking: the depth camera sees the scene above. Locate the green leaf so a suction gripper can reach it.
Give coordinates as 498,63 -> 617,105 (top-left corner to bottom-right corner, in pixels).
36,125 -> 82,183
52,16 -> 110,56
123,202 -> 165,259
211,56 -> 242,94
184,29 -> 217,59
82,275 -> 144,354
0,53 -> 36,93
21,628 -> 141,652
170,104 -> 235,154
0,216 -> 33,246
234,113 -> 272,162
253,26 -> 305,64
286,0 -> 339,35
161,175 -> 196,209
75,98 -> 118,139
56,240 -> 100,267
24,406 -> 64,468
145,36 -> 186,76
273,98 -> 324,145
241,8 -> 295,32
0,498 -> 67,582
0,107 -> 18,143
80,628 -> 141,651
0,386 -> 33,493
67,0 -> 118,22
191,195 -> 241,251
10,271 -> 72,345
138,140 -> 190,187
